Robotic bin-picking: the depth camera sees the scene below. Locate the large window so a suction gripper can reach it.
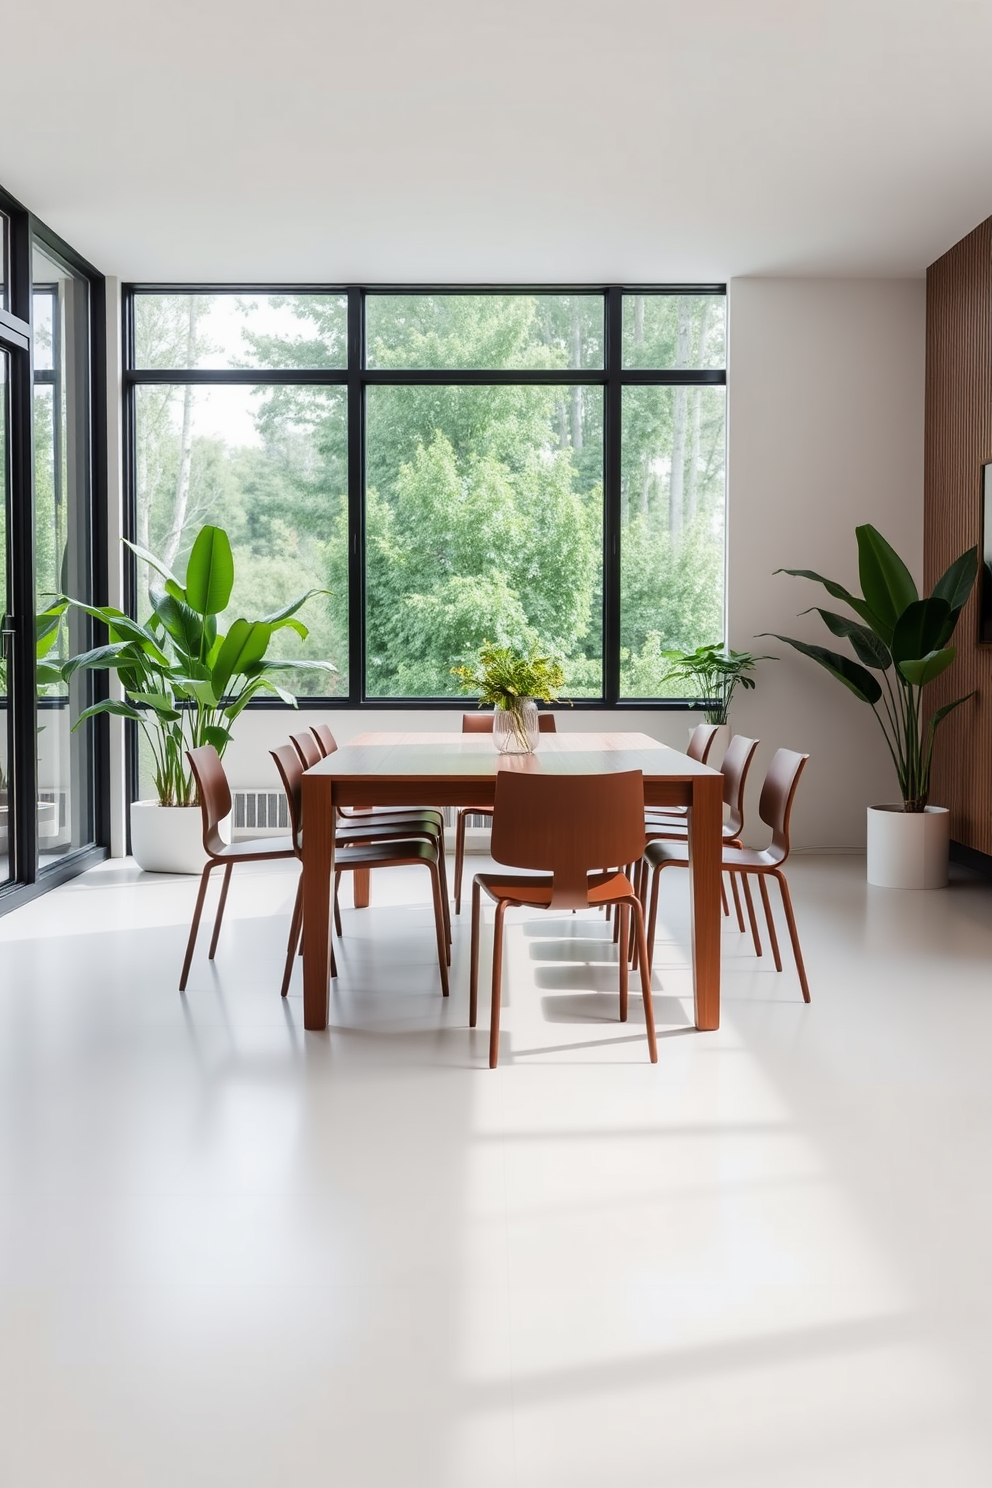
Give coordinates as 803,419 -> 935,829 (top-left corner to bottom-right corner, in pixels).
125,287 -> 726,705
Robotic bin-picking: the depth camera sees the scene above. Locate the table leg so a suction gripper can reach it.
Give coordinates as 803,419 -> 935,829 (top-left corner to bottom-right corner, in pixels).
687,773 -> 723,1030
353,868 -> 371,908
302,775 -> 334,1031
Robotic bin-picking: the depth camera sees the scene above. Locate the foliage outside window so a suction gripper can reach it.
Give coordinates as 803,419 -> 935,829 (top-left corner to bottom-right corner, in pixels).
127,287 -> 726,704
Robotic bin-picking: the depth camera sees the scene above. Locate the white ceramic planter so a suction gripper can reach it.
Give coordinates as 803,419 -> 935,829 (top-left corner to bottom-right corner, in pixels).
866,804 -> 950,889
130,800 -> 230,875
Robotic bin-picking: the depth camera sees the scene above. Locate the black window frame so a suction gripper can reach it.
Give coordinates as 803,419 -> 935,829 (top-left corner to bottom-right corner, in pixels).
123,283 -> 726,710
0,181 -> 109,915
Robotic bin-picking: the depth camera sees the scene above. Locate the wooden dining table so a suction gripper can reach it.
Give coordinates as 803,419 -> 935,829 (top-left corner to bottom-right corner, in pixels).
300,730 -> 724,1034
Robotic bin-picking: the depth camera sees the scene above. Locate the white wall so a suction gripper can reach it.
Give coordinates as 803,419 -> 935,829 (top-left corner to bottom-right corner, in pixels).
727,277 -> 925,848
130,276 -> 927,852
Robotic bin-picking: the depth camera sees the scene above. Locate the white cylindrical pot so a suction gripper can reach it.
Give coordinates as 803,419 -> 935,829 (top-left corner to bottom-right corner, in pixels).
130,800 -> 230,875
866,805 -> 950,889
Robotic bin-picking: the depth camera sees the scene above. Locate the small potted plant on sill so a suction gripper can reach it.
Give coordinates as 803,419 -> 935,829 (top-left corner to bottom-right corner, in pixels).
763,523 -> 977,889
452,642 -> 567,754
62,523 -> 334,873
659,642 -> 772,754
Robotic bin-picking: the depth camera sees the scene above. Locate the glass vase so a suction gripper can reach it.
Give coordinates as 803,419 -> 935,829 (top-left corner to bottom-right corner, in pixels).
494,698 -> 540,754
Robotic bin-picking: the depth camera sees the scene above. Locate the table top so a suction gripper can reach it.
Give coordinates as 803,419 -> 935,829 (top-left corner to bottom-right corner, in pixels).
305,731 -> 720,783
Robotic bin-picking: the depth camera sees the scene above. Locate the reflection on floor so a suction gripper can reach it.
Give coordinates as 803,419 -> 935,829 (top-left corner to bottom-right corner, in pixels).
1,852 -> 992,1487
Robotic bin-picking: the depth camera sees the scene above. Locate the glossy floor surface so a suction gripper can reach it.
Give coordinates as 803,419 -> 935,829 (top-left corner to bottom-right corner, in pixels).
2,853 -> 992,1486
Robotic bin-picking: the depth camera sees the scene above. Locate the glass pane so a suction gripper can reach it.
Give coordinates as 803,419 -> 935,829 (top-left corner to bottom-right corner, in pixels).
366,294 -> 604,370
33,241 -> 95,865
622,294 -> 726,370
620,385 -> 726,697
133,293 -> 347,370
134,383 -> 348,698
0,352 -> 11,885
365,383 -> 603,698
0,213 -> 8,311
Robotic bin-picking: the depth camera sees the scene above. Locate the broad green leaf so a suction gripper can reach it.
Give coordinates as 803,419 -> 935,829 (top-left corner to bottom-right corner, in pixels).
123,538 -> 180,590
151,588 -> 203,660
127,689 -> 180,718
929,693 -> 974,731
184,525 -> 234,617
762,634 -> 882,704
774,568 -> 885,638
244,657 -> 337,675
931,547 -> 978,615
856,525 -> 919,633
211,619 -> 272,698
202,725 -> 232,752
897,647 -> 956,686
261,589 -> 329,625
35,663 -> 63,687
269,617 -> 308,640
71,698 -> 145,731
891,597 -> 951,664
174,677 -> 219,707
62,642 -> 134,679
803,608 -> 892,670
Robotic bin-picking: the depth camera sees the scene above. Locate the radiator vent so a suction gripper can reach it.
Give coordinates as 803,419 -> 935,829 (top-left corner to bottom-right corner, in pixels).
232,789 -> 290,837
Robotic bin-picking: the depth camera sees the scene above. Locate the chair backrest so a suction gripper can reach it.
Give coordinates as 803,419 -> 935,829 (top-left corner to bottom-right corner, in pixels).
186,745 -> 232,857
462,711 -> 557,734
687,722 -> 720,764
290,729 -> 322,769
490,770 -> 645,910
270,744 -> 304,854
758,748 -> 810,861
721,734 -> 760,836
310,722 -> 338,758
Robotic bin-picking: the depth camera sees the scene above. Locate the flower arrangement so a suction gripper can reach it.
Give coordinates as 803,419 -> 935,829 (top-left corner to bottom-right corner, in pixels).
452,642 -> 567,751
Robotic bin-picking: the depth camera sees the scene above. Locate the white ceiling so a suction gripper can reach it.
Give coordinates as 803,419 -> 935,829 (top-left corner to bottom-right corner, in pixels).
4,0 -> 992,282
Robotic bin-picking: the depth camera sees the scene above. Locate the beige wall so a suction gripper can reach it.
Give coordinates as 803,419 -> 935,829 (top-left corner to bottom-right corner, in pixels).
128,277 -> 928,851
727,276 -> 925,847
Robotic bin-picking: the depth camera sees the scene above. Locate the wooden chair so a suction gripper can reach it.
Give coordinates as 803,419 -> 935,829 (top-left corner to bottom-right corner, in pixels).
470,770 -> 657,1068
271,743 -> 451,1000
179,745 -> 298,992
636,733 -> 760,934
454,710 -> 557,914
643,721 -> 721,827
308,724 -> 446,828
297,728 -> 450,942
640,748 -> 811,1001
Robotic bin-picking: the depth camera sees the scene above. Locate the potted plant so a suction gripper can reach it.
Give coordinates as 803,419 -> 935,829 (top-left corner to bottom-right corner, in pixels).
764,523 -> 977,888
452,642 -> 566,753
62,524 -> 334,873
660,642 -> 772,756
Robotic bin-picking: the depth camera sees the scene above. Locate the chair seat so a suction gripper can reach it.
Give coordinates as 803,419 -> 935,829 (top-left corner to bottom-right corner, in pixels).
336,839 -> 440,869
475,869 -> 635,908
644,838 -> 779,871
212,834 -> 297,863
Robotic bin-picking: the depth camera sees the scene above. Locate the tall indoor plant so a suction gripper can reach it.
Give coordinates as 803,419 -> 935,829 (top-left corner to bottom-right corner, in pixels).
62,524 -> 334,869
764,524 -> 977,886
452,642 -> 566,753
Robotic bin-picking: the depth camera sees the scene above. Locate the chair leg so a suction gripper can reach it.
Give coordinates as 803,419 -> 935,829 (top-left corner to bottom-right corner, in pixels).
469,878 -> 482,1028
721,877 -> 729,917
208,863 -> 233,959
436,832 -> 452,951
428,861 -> 449,997
618,902 -> 629,1022
334,872 -> 343,937
631,897 -> 658,1063
646,861 -> 670,978
740,872 -> 762,956
729,871 -> 746,932
454,810 -> 468,915
179,863 -> 214,992
490,900 -> 509,1069
758,874 -> 783,972
774,870 -> 811,1003
281,877 -> 304,998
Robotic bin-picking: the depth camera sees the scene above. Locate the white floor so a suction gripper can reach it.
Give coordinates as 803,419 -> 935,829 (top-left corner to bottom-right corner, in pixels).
1,851 -> 992,1487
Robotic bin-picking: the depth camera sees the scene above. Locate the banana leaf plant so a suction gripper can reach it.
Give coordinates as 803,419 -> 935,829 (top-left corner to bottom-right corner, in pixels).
762,524 -> 977,812
61,524 -> 334,806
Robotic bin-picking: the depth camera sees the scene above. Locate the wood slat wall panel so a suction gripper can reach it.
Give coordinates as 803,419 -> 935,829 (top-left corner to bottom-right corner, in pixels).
925,217 -> 992,851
